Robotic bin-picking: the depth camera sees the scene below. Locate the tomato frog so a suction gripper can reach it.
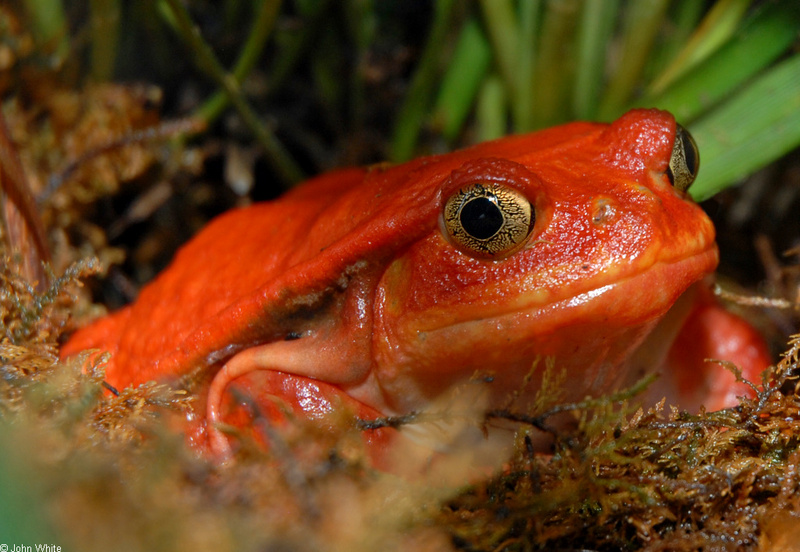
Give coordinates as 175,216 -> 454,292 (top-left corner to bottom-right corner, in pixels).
62,109 -> 770,465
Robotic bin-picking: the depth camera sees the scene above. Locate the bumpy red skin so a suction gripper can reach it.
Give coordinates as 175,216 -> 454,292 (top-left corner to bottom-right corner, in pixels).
62,109 -> 770,461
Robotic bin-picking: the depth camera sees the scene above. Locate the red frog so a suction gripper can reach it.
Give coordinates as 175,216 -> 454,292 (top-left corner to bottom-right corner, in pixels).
62,109 -> 770,463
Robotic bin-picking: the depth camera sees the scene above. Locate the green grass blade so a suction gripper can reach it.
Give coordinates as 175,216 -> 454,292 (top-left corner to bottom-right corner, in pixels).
512,0 -> 540,131
530,0 -> 579,129
479,0 -> 519,100
268,0 -> 332,93
162,0 -> 304,184
597,0 -> 670,120
343,0 -> 377,134
649,0 -> 752,94
689,54 -> 800,201
573,0 -> 619,119
199,0 -> 282,124
389,0 -> 457,161
649,0 -> 707,73
89,0 -> 121,81
310,24 -> 347,130
432,18 -> 493,141
21,0 -> 69,64
476,74 -> 508,142
645,1 -> 800,124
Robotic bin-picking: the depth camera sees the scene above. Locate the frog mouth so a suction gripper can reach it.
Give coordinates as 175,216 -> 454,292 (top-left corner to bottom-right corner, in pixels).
368,246 -> 719,417
524,246 -> 719,324
418,245 -> 719,336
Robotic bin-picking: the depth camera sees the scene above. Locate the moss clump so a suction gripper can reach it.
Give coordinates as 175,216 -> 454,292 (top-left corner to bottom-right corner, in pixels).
2,249 -> 799,551
443,336 -> 800,551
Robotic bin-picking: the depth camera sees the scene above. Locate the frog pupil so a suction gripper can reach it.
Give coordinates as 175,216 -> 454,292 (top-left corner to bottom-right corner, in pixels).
460,196 -> 504,240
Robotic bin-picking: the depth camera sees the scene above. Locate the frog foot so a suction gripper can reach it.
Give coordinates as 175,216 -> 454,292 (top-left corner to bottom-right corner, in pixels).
205,343 -> 386,463
665,292 -> 772,412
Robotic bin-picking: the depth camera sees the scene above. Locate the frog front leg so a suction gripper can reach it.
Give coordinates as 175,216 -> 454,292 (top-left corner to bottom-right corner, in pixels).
206,336 -> 372,459
664,287 -> 771,412
205,273 -> 386,460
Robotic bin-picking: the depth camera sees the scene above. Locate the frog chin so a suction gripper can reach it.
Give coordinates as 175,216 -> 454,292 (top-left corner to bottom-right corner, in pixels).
373,246 -> 719,414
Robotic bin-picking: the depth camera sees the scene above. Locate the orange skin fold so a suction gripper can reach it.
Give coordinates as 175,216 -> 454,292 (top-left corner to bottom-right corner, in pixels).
62,109 -> 770,462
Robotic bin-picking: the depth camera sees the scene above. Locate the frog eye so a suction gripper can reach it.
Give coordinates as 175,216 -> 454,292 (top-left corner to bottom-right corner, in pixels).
666,124 -> 700,192
442,183 -> 534,259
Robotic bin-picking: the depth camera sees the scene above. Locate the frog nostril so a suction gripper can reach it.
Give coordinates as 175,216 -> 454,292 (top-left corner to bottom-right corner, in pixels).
590,197 -> 616,226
